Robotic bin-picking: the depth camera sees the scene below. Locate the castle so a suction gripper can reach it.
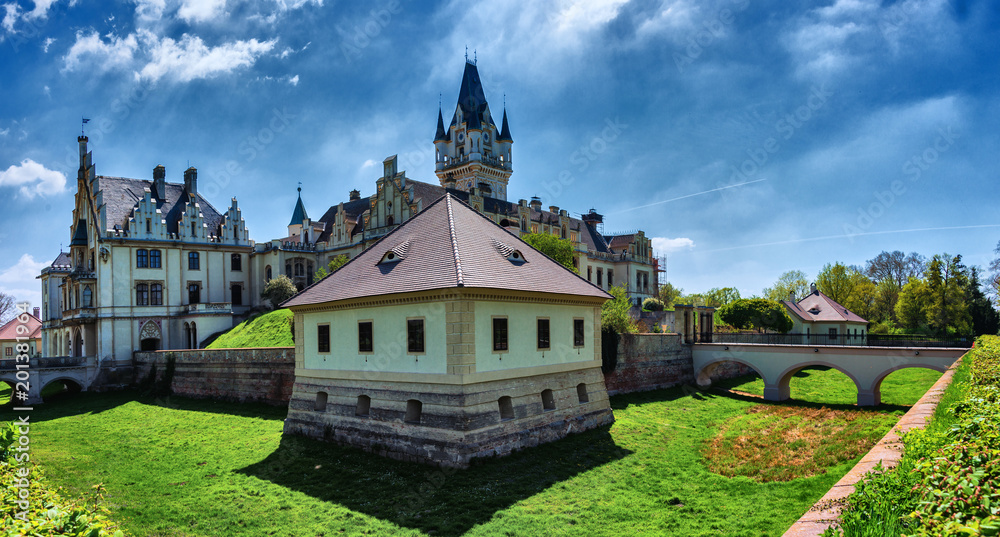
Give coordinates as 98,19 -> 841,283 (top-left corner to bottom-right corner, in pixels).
39,60 -> 659,367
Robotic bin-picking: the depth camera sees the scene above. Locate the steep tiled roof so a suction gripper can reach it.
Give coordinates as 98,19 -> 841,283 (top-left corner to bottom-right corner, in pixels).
498,108 -> 513,141
450,61 -> 497,132
50,251 -> 72,268
0,313 -> 41,341
289,189 -> 308,226
606,234 -> 636,251
283,194 -> 610,307
434,108 -> 449,142
782,291 -> 868,324
98,176 -> 224,235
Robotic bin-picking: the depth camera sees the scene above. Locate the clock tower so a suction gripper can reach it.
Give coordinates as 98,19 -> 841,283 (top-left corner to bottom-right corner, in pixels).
434,59 -> 513,200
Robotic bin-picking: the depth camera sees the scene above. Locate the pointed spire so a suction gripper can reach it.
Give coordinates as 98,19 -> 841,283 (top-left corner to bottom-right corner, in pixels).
498,107 -> 513,141
289,184 -> 308,226
434,107 -> 448,141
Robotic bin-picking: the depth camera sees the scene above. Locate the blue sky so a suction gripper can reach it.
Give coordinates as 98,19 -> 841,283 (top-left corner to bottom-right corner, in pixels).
1,0 -> 998,308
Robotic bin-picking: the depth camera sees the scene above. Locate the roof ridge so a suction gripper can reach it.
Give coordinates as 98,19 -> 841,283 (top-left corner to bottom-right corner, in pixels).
445,195 -> 464,287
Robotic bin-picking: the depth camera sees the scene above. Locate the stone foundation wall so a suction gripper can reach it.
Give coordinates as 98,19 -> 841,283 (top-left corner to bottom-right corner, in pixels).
284,365 -> 615,467
603,333 -> 753,396
132,348 -> 294,405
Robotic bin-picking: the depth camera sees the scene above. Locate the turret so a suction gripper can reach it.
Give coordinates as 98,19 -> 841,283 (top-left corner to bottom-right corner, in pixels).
183,167 -> 198,199
152,165 -> 165,200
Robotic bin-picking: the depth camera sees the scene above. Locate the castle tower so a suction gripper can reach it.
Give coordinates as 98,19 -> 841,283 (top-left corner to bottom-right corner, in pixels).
434,60 -> 512,200
288,185 -> 309,241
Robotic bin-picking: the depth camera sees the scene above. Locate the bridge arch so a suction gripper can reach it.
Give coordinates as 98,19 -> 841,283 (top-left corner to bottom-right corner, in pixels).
774,361 -> 863,403
695,357 -> 766,388
866,363 -> 949,406
41,376 -> 84,402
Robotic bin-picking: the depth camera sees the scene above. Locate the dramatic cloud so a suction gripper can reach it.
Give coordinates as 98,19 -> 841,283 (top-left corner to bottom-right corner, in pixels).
0,254 -> 49,310
178,0 -> 227,23
651,237 -> 696,253
62,30 -> 138,73
0,159 -> 67,198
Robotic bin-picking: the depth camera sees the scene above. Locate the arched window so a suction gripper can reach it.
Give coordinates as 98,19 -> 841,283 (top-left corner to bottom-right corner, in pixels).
265,265 -> 272,281
82,286 -> 92,308
577,383 -> 589,404
191,323 -> 197,349
386,215 -> 394,226
541,389 -> 555,411
405,399 -> 422,424
498,396 -> 514,421
356,395 -> 371,417
314,391 -> 328,411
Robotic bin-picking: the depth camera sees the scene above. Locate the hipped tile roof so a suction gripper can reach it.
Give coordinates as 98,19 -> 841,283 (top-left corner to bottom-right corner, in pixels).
782,291 -> 868,324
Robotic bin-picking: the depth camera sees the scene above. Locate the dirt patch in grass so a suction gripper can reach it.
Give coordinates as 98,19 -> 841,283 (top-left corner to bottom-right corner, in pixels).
703,404 -> 899,482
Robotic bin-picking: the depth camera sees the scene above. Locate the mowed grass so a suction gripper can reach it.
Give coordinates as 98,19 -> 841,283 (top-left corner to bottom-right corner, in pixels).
25,368 -> 942,537
205,308 -> 293,348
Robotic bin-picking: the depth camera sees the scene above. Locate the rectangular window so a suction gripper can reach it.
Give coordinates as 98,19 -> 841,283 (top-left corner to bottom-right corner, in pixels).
136,249 -> 148,268
587,266 -> 592,281
231,283 -> 243,306
493,317 -> 508,351
149,249 -> 161,268
829,328 -> 838,341
407,319 -> 424,353
597,268 -> 603,287
136,283 -> 149,306
231,253 -> 242,271
358,321 -> 373,353
608,269 -> 614,286
574,319 -> 585,347
317,324 -> 330,353
188,283 -> 201,304
537,318 -> 550,350
150,283 -> 163,306
188,252 -> 200,270
5,347 -> 12,356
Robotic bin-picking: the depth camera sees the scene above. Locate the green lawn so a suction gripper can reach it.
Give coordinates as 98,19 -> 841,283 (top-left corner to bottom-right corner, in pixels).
205,308 -> 293,348
20,364 -> 945,537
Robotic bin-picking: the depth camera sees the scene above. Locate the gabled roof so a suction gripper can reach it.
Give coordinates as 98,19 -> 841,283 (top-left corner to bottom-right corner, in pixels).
289,188 -> 308,226
782,291 -> 868,324
283,194 -> 610,307
98,176 -> 225,235
0,313 -> 41,341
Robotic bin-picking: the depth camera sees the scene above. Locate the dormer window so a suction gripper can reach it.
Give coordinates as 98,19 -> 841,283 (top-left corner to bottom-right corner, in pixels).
508,250 -> 526,263
378,240 -> 410,265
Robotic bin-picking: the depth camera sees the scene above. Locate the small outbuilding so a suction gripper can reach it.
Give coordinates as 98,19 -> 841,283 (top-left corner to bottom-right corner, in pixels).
281,193 -> 615,467
781,284 -> 868,344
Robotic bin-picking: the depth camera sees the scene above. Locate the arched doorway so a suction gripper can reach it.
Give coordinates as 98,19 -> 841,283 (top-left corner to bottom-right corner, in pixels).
139,320 -> 161,351
73,329 -> 84,357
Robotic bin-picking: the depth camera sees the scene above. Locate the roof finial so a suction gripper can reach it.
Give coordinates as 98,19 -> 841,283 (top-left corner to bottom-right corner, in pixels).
474,49 -> 477,64
81,117 -> 90,136
465,46 -> 468,63
297,181 -> 302,194
503,93 -> 506,108
439,93 -> 442,109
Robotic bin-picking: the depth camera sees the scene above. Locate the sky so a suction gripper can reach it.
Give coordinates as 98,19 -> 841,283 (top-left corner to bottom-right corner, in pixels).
1,0 -> 998,309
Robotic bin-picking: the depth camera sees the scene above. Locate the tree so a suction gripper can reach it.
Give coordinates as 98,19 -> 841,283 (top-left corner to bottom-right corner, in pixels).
0,292 -> 14,324
865,251 -> 926,289
522,233 -> 577,273
315,255 -> 349,280
260,275 -> 297,309
718,298 -> 794,333
642,297 -> 664,311
966,267 -> 999,336
657,282 -> 683,307
843,276 -> 878,322
601,285 -> 636,334
815,262 -> 867,306
990,240 -> 1000,304
924,254 -> 971,335
762,270 -> 809,302
895,277 -> 930,330
706,287 -> 741,307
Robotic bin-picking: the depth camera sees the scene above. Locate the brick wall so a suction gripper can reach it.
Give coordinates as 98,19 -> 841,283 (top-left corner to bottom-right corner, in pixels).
603,333 -> 753,396
133,348 -> 294,406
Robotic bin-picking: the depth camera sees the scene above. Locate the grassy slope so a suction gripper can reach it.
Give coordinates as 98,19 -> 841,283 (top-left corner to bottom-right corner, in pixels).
26,368 -> 940,537
206,308 -> 293,349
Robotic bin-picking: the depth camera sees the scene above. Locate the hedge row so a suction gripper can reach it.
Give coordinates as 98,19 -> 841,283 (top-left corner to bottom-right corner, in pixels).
827,335 -> 1000,536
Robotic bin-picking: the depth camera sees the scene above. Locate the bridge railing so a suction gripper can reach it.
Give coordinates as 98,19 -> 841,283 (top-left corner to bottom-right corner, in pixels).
0,356 -> 89,370
710,332 -> 972,348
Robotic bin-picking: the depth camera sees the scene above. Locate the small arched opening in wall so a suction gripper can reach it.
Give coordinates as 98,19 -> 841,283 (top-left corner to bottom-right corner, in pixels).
498,396 -> 514,421
695,359 -> 763,389
314,391 -> 328,412
576,383 -> 590,404
541,389 -> 556,411
41,378 -> 83,403
405,399 -> 422,424
355,395 -> 371,417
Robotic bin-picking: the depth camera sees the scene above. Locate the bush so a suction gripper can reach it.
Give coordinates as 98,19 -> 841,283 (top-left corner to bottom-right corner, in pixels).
718,298 -> 794,333
642,297 -> 664,311
601,285 -> 637,335
260,275 -> 297,309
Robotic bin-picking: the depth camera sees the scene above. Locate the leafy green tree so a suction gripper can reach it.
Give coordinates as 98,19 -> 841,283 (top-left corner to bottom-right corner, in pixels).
816,262 -> 866,305
718,298 -> 794,333
642,297 -> 664,311
522,233 -> 578,273
762,270 -> 809,302
601,285 -> 636,334
924,254 -> 971,335
260,275 -> 297,309
315,254 -> 349,280
966,267 -> 999,336
895,277 -> 930,331
657,282 -> 683,308
864,251 -> 926,324
843,277 -> 878,322
706,287 -> 741,307
990,240 -> 1000,304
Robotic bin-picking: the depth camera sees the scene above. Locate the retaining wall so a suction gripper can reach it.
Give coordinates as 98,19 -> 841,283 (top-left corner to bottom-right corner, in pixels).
133,348 -> 294,406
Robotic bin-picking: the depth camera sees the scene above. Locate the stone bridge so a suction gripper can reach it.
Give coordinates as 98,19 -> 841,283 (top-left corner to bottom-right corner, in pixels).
0,356 -> 102,405
692,343 -> 967,406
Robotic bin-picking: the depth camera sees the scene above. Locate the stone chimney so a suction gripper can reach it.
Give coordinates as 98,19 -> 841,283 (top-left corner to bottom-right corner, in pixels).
788,290 -> 796,303
184,167 -> 197,198
529,196 -> 542,210
548,205 -> 559,214
349,189 -> 361,201
153,165 -> 165,199
33,307 -> 40,319
810,282 -> 817,294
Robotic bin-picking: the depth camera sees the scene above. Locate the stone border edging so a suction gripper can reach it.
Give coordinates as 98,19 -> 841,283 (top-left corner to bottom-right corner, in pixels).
782,355 -> 966,537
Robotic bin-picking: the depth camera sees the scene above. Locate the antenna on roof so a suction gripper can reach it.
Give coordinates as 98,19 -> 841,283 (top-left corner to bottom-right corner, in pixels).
465,46 -> 468,62
474,49 -> 477,64
298,181 -> 302,193
439,93 -> 442,109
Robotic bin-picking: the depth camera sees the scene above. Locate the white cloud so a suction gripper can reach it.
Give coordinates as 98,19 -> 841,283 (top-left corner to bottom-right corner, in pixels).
42,84 -> 50,96
0,254 -> 49,311
2,4 -> 19,32
651,237 -> 696,253
62,30 -> 138,73
178,0 -> 226,23
133,0 -> 167,22
287,74 -> 298,85
25,0 -> 58,20
361,159 -> 376,169
2,0 -> 58,34
137,31 -> 277,82
42,36 -> 55,52
0,127 -> 8,136
0,159 -> 67,198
